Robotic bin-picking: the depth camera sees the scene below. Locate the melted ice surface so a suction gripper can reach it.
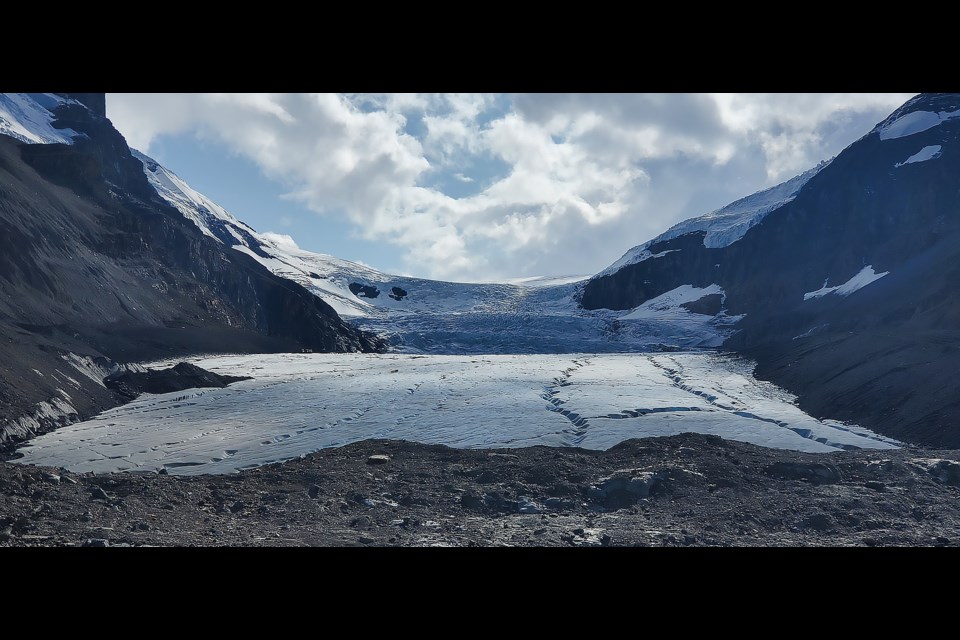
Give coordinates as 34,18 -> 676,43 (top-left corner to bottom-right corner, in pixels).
12,352 -> 899,476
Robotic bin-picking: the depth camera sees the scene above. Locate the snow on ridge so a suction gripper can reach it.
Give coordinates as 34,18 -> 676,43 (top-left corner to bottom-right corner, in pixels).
895,145 -> 942,167
879,109 -> 960,141
595,161 -> 829,279
131,149 -> 740,350
502,275 -> 590,287
621,284 -> 724,320
132,149 -> 253,241
0,93 -> 82,145
803,265 -> 889,301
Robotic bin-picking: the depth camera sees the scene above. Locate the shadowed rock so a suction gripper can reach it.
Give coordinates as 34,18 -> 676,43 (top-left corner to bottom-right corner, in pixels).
104,362 -> 251,399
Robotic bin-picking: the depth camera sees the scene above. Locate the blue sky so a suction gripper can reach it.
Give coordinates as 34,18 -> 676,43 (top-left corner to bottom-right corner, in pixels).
108,93 -> 914,281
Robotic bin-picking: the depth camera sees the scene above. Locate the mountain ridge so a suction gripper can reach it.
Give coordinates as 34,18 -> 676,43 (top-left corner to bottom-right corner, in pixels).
0,93 -> 383,447
585,92 -> 960,447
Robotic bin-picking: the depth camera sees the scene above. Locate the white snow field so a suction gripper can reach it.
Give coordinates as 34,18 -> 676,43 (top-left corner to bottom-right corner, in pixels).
0,93 -> 82,145
803,265 -> 889,301
896,145 -> 943,167
879,108 -> 960,141
13,352 -> 899,476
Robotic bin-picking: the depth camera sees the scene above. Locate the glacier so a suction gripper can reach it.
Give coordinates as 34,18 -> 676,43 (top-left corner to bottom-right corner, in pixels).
12,352 -> 900,476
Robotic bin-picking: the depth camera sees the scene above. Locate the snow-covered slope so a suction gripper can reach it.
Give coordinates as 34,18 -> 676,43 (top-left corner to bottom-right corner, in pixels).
0,93 -> 82,145
596,162 -> 830,278
878,107 -> 960,141
134,152 -> 737,352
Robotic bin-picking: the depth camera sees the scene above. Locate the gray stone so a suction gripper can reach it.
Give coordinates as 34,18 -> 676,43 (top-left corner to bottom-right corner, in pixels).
927,460 -> 960,486
799,513 -> 834,532
90,486 -> 110,500
517,497 -> 542,514
307,484 -> 321,499
476,470 -> 497,484
460,491 -> 486,511
367,454 -> 391,465
83,538 -> 110,547
764,462 -> 841,484
590,469 -> 661,510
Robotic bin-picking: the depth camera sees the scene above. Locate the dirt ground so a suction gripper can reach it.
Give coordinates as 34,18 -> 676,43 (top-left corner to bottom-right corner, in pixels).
3,432 -> 960,547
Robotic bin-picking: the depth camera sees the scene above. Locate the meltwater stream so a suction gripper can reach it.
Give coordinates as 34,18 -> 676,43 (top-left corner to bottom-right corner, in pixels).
12,352 -> 899,476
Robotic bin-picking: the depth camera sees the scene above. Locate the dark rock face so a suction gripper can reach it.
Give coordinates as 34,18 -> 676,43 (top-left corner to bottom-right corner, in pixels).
582,93 -> 960,448
681,293 -> 723,316
389,286 -> 408,301
58,93 -> 106,118
0,94 -> 384,445
349,283 -> 380,299
581,232 -> 721,311
104,362 -> 251,399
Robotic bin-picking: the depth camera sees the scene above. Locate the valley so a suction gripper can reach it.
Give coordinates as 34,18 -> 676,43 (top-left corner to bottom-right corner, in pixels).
2,92 -> 960,546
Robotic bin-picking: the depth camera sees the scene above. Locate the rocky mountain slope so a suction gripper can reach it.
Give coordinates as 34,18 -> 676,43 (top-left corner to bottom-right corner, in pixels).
583,93 -> 960,447
0,93 -> 383,447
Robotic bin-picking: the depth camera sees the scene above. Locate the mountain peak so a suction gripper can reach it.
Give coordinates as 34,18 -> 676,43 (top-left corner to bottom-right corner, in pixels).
59,93 -> 106,118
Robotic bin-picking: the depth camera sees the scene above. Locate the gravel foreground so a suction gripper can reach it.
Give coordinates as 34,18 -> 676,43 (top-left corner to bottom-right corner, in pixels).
2,433 -> 959,547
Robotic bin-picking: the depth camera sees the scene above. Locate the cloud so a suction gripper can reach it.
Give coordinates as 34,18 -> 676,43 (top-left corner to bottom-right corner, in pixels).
109,92 -> 915,281
259,232 -> 300,252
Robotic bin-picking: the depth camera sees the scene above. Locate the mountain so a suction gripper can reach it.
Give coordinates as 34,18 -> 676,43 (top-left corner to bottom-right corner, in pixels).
130,147 -> 756,355
583,93 -> 960,447
0,93 -> 383,446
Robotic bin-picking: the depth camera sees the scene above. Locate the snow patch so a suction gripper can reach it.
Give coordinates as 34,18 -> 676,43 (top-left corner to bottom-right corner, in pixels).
879,109 -> 960,141
2,397 -> 78,444
62,353 -> 112,388
0,93 -> 82,145
132,149 -> 248,241
895,145 -> 942,167
804,266 -> 889,301
621,284 -> 724,320
792,324 -> 829,340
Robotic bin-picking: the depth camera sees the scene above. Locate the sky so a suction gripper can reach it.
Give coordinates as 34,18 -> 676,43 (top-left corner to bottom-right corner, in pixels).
107,93 -> 914,282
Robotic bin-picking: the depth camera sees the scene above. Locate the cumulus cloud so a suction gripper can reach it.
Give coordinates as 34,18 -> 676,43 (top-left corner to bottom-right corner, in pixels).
259,232 -> 300,251
109,92 -> 914,281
